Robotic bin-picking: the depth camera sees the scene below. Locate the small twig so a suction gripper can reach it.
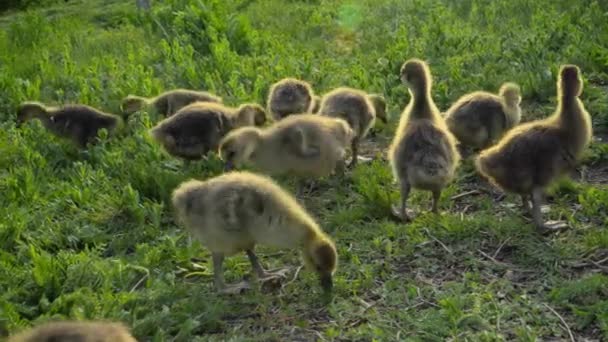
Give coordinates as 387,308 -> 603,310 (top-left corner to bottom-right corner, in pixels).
594,255 -> 608,265
590,261 -> 608,273
129,273 -> 149,293
451,190 -> 482,201
416,287 -> 440,308
460,205 -> 472,220
478,249 -> 504,265
403,301 -> 426,311
543,303 -> 575,342
423,228 -> 452,254
493,238 -> 511,259
567,254 -> 608,269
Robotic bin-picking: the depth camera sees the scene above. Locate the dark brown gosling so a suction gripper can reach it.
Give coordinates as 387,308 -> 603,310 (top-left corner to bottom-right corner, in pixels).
476,65 -> 592,233
17,101 -> 123,148
388,59 -> 460,222
150,102 -> 266,161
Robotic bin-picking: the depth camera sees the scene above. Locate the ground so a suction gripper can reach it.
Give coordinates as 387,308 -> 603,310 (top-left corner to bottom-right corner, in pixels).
0,0 -> 607,341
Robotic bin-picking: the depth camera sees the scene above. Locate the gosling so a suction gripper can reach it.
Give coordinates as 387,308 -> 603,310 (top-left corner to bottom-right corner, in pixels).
121,88 -> 222,117
219,114 -> 354,178
8,321 -> 137,342
267,78 -> 316,120
388,59 -> 460,222
445,82 -> 521,149
318,87 -> 387,167
17,101 -> 123,148
150,102 -> 266,161
476,65 -> 592,233
172,171 -> 338,294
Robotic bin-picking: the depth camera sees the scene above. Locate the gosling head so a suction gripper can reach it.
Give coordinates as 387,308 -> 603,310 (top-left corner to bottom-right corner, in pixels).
235,103 -> 267,127
269,78 -> 313,117
303,236 -> 337,292
16,101 -> 47,126
400,58 -> 432,96
120,95 -> 146,114
368,94 -> 388,123
559,64 -> 583,98
499,82 -> 522,108
219,127 -> 262,171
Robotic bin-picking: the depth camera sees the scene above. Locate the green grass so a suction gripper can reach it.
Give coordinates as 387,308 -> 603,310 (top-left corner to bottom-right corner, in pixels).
1,0 -> 608,340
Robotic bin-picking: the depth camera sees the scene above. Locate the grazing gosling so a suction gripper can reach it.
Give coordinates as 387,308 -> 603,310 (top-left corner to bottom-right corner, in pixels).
319,87 -> 387,167
17,101 -> 123,148
172,172 -> 338,294
150,102 -> 265,161
120,88 -> 222,117
219,114 -> 354,178
8,321 -> 136,342
476,65 -> 592,232
388,59 -> 460,222
267,78 -> 316,120
445,82 -> 521,149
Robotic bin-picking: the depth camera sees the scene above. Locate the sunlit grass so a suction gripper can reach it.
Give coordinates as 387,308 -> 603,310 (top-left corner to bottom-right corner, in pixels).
0,0 -> 607,340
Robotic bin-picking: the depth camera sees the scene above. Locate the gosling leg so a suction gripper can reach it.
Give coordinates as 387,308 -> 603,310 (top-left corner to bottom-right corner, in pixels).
296,179 -> 317,197
521,194 -> 532,215
392,180 -> 412,222
246,249 -> 289,281
213,252 -> 250,294
431,189 -> 441,214
349,138 -> 359,168
531,187 -> 568,233
334,158 -> 346,177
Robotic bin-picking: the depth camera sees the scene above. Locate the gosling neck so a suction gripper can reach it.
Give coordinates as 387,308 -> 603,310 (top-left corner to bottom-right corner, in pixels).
557,94 -> 591,155
558,95 -> 582,125
502,103 -> 521,128
408,84 -> 436,120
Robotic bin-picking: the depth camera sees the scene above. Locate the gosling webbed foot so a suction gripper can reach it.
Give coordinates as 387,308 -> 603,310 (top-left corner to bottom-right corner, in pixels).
348,155 -> 373,169
391,204 -> 413,222
257,267 -> 291,291
218,280 -> 251,295
537,220 -> 569,234
296,180 -> 318,197
258,267 -> 290,282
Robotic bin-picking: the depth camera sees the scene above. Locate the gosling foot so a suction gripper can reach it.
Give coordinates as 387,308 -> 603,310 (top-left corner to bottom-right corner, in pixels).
296,181 -> 319,197
258,267 -> 290,282
391,205 -> 414,223
257,268 -> 291,292
218,281 -> 251,295
348,155 -> 373,168
536,220 -> 569,234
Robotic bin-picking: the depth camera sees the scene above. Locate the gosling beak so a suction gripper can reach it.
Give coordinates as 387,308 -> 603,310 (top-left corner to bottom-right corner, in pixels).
319,273 -> 333,292
224,160 -> 233,172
